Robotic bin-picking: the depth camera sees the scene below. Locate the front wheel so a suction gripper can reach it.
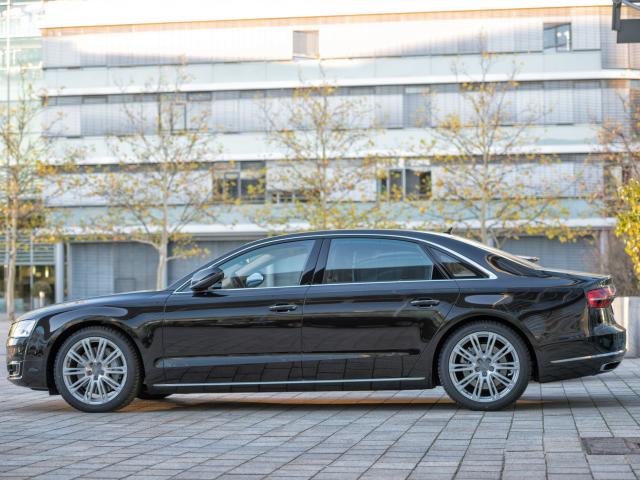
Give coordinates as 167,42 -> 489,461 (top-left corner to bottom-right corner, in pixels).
438,321 -> 530,411
54,326 -> 141,413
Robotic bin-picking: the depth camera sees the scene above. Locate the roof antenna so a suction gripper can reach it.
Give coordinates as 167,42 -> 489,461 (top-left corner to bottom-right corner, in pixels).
444,226 -> 454,235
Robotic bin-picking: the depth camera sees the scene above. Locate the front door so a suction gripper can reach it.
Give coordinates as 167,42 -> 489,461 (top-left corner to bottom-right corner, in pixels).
301,236 -> 459,387
162,239 -> 320,387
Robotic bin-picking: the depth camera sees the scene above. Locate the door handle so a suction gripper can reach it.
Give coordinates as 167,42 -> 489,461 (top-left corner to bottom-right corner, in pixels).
269,303 -> 298,312
410,298 -> 440,308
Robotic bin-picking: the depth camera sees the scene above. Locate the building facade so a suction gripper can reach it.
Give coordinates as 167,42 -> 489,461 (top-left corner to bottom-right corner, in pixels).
14,0 -> 640,303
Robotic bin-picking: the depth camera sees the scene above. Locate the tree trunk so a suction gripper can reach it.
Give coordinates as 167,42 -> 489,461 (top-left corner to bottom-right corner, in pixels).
156,240 -> 168,291
480,152 -> 490,245
157,168 -> 170,291
5,213 -> 18,321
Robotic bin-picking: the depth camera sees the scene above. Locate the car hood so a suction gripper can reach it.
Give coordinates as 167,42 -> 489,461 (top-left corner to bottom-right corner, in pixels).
17,290 -> 162,321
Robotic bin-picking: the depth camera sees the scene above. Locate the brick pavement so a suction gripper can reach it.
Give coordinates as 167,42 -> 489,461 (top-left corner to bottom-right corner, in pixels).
2,320 -> 640,479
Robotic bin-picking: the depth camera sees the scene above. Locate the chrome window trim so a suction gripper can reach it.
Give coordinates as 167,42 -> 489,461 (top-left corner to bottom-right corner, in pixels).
549,349 -> 626,364
172,284 -> 310,294
172,278 -> 463,295
153,376 -> 426,388
173,233 -> 497,293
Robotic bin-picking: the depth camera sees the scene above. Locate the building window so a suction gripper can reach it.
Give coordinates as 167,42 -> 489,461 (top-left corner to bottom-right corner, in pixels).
268,190 -> 310,204
631,87 -> 640,134
543,23 -> 571,53
293,30 -> 319,59
213,161 -> 265,203
379,168 -> 431,200
404,87 -> 430,128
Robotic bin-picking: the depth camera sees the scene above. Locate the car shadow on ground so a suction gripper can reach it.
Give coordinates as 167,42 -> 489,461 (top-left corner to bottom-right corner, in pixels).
12,392 -> 637,413
121,395 -> 640,413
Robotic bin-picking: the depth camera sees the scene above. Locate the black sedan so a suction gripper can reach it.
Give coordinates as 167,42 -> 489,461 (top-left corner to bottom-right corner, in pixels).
6,230 -> 626,412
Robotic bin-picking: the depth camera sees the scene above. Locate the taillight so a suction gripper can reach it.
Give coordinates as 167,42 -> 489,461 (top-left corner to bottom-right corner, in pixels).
586,285 -> 616,308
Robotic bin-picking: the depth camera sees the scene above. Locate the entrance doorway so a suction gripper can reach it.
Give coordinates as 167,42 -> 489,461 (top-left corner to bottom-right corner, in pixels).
0,238 -> 56,313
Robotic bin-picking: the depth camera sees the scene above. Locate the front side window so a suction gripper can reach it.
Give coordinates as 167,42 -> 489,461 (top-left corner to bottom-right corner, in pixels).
544,23 -> 571,53
217,240 -> 314,289
323,238 -> 436,284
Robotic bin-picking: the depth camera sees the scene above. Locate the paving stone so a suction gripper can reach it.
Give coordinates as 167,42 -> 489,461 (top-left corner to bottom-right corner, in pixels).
3,319 -> 640,480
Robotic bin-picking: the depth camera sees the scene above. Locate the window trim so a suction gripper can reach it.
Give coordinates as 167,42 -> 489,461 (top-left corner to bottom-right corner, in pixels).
543,22 -> 572,53
174,238 -> 320,293
172,233 -> 496,293
427,246 -> 486,280
318,237 -> 444,285
218,239 -> 318,291
312,235 -> 489,286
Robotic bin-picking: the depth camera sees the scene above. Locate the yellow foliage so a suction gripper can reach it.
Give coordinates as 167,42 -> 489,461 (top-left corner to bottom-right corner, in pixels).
616,179 -> 640,280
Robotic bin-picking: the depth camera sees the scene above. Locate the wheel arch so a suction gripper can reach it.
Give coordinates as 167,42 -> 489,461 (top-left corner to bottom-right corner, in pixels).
428,314 -> 540,386
46,319 -> 146,394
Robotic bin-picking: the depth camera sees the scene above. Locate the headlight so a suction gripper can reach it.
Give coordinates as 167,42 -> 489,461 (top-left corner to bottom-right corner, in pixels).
8,319 -> 37,338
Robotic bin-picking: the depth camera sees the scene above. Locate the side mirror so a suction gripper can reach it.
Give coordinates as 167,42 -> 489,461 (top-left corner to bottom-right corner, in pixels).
190,266 -> 224,291
245,272 -> 265,288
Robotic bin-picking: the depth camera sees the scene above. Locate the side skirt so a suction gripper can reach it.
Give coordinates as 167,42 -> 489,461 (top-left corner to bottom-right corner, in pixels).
153,377 -> 426,388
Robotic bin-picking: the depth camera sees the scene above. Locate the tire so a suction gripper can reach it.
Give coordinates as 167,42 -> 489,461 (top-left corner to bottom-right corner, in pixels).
54,326 -> 141,413
438,321 -> 530,411
137,391 -> 171,401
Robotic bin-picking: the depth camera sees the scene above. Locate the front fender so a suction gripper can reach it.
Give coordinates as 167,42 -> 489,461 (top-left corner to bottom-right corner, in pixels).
38,306 -> 165,392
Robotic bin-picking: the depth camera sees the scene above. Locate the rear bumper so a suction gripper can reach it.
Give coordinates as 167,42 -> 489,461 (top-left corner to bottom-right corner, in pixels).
537,324 -> 626,383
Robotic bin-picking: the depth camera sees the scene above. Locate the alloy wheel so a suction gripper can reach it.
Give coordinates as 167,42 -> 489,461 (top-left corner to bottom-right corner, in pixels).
62,336 -> 128,405
448,331 -> 520,403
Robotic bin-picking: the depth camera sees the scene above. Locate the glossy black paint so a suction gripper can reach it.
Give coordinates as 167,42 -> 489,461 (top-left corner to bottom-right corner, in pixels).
6,230 -> 626,397
163,285 -> 307,387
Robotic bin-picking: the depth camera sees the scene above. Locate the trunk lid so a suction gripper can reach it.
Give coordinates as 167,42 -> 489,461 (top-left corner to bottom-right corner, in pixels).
541,268 -> 611,286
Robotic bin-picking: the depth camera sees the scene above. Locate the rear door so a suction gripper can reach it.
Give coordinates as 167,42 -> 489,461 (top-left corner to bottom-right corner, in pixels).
301,236 -> 460,386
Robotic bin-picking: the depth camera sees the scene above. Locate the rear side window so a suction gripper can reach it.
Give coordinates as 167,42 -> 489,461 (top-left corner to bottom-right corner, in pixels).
488,255 -> 548,277
324,238 -> 437,284
431,249 -> 482,279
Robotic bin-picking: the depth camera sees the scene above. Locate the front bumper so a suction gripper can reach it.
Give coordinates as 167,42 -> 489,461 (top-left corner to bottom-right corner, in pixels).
537,323 -> 626,383
6,331 -> 49,391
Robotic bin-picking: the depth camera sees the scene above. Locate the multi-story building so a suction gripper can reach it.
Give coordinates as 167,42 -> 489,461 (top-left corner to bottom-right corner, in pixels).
27,0 -> 640,302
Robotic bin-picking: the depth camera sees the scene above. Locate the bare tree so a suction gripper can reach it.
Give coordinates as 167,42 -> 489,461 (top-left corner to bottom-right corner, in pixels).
77,69 -> 226,289
257,73 -> 407,231
422,51 -> 576,247
0,70 -> 73,320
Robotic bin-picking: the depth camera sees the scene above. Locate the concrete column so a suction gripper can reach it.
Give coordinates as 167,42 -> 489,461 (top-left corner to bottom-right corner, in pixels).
613,296 -> 640,357
54,242 -> 65,304
598,229 -> 609,273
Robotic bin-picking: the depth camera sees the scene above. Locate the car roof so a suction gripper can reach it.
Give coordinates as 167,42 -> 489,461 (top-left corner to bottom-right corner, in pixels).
250,229 -> 443,241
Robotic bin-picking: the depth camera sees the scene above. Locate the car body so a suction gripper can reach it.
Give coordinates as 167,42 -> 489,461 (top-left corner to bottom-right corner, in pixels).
6,230 -> 626,412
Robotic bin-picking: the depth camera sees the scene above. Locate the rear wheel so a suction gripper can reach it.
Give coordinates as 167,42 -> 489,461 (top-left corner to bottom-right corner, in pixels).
438,321 -> 530,411
54,326 -> 141,413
